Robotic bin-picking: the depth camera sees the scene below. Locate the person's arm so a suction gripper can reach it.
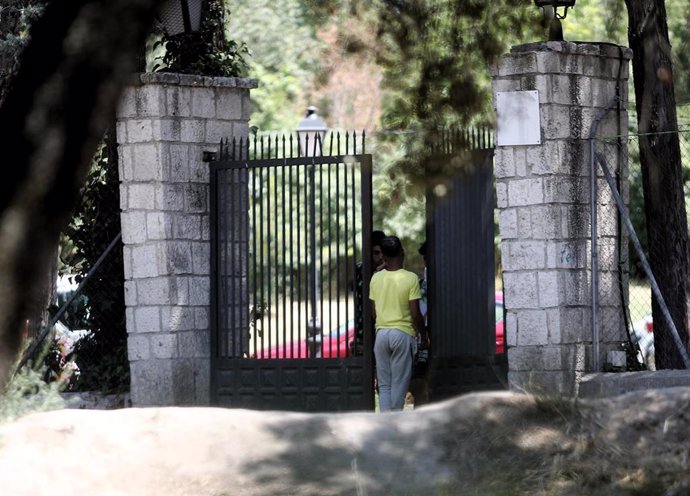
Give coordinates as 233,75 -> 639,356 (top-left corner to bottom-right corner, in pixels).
409,298 -> 428,346
371,301 -> 377,323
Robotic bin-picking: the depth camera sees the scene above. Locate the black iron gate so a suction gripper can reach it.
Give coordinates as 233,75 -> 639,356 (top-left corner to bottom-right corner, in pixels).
210,132 -> 374,411
426,130 -> 507,400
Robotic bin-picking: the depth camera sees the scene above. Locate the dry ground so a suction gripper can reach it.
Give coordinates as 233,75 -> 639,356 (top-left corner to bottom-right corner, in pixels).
1,388 -> 690,495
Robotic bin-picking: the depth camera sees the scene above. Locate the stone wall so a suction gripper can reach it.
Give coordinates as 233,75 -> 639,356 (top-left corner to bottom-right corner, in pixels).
116,73 -> 256,405
492,42 -> 632,395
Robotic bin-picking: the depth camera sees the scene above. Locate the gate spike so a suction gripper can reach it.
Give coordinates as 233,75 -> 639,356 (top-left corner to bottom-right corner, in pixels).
362,130 -> 366,154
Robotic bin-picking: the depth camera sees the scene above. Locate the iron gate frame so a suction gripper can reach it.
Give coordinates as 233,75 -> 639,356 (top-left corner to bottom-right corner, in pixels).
425,129 -> 507,400
209,135 -> 374,412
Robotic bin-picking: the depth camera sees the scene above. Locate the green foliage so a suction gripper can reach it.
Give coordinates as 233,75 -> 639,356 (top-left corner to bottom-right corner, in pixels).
626,131 -> 690,278
566,0 -> 627,44
246,147 -> 367,293
0,1 -> 45,105
155,0 -> 249,77
374,1 -> 537,131
369,134 -> 426,260
59,132 -> 128,394
1,364 -> 65,424
227,0 -> 323,130
665,0 -> 690,103
68,337 -> 129,394
333,1 -> 539,216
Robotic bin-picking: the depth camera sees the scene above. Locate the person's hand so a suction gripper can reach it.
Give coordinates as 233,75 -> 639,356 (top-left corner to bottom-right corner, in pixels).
419,329 -> 430,349
375,261 -> 386,272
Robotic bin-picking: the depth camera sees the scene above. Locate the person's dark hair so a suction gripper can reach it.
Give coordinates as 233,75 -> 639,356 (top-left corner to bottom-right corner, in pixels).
380,236 -> 403,258
372,230 -> 386,248
418,241 -> 427,257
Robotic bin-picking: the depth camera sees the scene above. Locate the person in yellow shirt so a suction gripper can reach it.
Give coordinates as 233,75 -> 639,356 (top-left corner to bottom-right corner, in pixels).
369,236 -> 426,411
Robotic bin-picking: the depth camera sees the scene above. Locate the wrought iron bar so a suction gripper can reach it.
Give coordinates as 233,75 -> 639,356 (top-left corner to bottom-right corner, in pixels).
336,154 -> 342,356
281,149 -> 287,358
303,161 -> 310,357
296,158 -> 303,358
229,169 -> 236,357
273,153 -> 280,357
289,161 -> 295,353
318,161 -> 325,352
259,142 -> 267,357
16,233 -> 123,372
343,152 -> 350,354
327,159 -> 333,355
350,156 -> 358,357
242,164 -> 250,358
309,162 -> 318,357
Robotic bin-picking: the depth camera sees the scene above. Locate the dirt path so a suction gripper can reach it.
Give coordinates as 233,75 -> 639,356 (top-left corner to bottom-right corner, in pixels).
1,388 -> 689,495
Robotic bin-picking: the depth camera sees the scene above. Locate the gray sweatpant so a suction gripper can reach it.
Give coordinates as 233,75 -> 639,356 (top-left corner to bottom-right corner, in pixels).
374,328 -> 417,411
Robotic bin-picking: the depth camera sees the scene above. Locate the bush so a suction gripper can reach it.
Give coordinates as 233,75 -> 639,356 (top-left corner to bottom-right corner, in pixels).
1,364 -> 65,424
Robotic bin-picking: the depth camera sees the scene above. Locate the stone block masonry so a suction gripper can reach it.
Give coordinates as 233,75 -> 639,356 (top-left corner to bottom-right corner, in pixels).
117,73 -> 257,405
492,42 -> 632,396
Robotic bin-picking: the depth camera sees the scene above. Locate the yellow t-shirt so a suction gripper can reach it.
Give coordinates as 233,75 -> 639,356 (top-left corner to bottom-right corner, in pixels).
369,268 -> 421,337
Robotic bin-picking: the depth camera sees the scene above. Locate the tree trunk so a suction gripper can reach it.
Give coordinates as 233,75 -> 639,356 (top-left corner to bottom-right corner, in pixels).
0,0 -> 162,391
625,0 -> 690,368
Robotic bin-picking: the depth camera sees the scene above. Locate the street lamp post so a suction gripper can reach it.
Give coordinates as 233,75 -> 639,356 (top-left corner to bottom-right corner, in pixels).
296,107 -> 329,356
534,0 -> 577,41
296,106 -> 328,158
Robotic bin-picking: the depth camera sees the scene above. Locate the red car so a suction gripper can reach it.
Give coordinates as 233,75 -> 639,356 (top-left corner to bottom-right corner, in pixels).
257,291 -> 506,358
495,291 -> 505,354
255,320 -> 355,359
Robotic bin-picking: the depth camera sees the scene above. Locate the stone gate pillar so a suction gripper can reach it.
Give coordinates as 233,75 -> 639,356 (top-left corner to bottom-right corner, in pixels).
492,42 -> 632,395
116,73 -> 256,405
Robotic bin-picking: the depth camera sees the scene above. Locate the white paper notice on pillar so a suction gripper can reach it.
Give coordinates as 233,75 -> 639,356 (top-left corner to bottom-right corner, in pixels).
495,90 -> 541,146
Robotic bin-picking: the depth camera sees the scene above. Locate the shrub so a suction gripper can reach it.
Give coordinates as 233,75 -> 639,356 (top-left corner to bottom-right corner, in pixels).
1,363 -> 65,424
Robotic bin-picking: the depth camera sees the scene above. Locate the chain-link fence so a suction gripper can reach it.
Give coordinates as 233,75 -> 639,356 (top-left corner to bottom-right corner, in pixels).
18,131 -> 129,393
594,129 -> 690,371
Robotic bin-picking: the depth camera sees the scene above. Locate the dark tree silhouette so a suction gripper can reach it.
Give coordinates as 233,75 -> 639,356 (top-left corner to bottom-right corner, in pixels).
625,0 -> 690,369
0,0 -> 163,390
